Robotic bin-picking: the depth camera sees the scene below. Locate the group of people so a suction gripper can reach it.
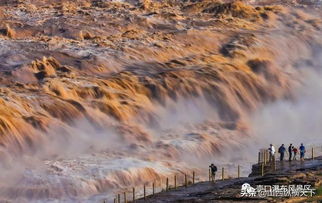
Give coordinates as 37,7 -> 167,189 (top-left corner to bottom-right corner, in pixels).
268,143 -> 306,162
209,143 -> 307,178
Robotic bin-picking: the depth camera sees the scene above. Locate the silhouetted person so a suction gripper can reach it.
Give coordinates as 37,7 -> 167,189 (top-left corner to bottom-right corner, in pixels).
209,163 -> 217,180
299,143 -> 306,161
288,144 -> 293,161
293,147 -> 298,160
278,144 -> 286,161
268,144 -> 275,162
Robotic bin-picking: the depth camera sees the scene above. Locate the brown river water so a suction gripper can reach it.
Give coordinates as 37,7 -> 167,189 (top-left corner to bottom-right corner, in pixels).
0,0 -> 322,202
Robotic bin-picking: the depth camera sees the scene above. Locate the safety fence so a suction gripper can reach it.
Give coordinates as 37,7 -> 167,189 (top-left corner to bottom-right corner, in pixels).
108,165 -> 242,203
108,145 -> 322,203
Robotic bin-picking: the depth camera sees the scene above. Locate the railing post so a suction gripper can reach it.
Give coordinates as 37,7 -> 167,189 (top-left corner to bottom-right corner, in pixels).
312,147 -> 314,160
261,163 -> 264,176
118,194 -> 120,203
222,167 -> 224,181
184,174 -> 187,187
174,175 -> 177,189
132,188 -> 135,202
258,151 -> 261,164
166,177 -> 169,191
113,198 -> 116,203
124,192 -> 127,203
264,150 -> 267,165
237,165 -> 240,178
143,184 -> 146,200
192,171 -> 195,184
152,182 -> 155,195
208,168 -> 211,181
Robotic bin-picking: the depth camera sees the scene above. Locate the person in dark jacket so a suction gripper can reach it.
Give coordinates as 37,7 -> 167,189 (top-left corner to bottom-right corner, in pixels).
299,143 -> 306,161
209,163 -> 217,179
288,144 -> 293,161
278,144 -> 286,161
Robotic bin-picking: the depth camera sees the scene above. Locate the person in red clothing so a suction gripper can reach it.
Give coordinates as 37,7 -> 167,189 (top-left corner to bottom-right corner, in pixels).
292,147 -> 298,160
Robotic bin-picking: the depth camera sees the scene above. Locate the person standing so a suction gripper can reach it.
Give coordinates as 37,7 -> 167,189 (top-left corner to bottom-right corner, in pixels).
268,144 -> 275,163
209,163 -> 217,180
299,143 -> 306,161
288,144 -> 293,161
278,144 -> 286,161
293,147 -> 298,160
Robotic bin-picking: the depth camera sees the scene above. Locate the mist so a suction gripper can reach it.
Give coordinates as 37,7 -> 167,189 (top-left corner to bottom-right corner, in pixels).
250,69 -> 322,150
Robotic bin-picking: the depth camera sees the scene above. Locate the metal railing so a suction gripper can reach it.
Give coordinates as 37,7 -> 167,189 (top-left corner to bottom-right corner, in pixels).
107,145 -> 322,203
108,165 -> 242,203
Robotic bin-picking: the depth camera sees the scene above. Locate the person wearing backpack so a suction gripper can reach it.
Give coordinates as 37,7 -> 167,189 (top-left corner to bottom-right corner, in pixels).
209,163 -> 217,180
278,144 -> 286,161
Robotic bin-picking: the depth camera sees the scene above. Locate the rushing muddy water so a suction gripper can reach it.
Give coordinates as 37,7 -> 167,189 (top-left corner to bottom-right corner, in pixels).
0,0 -> 322,202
